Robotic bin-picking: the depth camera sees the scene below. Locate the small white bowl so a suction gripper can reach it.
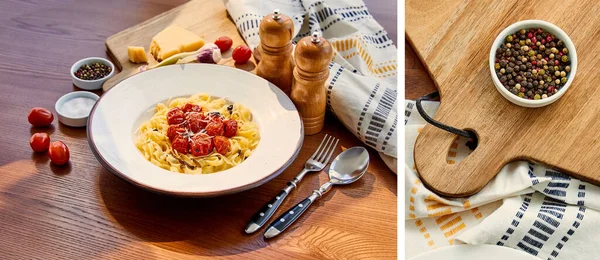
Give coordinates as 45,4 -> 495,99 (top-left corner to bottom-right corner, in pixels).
55,91 -> 100,127
489,20 -> 577,108
70,57 -> 115,90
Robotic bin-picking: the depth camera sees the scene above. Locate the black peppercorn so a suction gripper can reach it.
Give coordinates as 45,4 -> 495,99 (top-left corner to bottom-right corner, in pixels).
74,62 -> 112,81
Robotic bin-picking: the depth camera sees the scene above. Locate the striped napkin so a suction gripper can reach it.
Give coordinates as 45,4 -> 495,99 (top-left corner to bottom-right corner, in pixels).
405,100 -> 600,259
225,0 -> 398,171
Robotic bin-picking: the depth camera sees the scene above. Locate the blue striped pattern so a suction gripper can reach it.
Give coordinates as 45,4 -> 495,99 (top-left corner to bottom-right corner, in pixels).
541,170 -> 572,203
361,30 -> 395,48
516,197 -> 565,256
527,163 -> 540,185
326,63 -> 344,115
577,184 -> 585,206
364,87 -> 395,150
291,1 -> 393,49
405,102 -> 414,125
383,117 -> 397,152
497,194 -> 531,246
356,84 -> 380,139
497,194 -> 588,259
334,5 -> 370,23
548,207 -> 586,259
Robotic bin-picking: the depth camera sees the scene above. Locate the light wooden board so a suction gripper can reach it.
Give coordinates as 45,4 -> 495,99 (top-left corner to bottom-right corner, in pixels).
103,0 -> 255,91
407,0 -> 600,197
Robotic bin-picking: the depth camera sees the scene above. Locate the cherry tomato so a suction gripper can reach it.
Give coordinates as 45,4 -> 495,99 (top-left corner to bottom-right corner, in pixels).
48,141 -> 70,165
190,135 -> 213,156
29,133 -> 50,152
28,107 -> 54,127
167,125 -> 186,141
213,136 -> 231,155
224,120 -> 237,138
187,112 -> 206,133
182,103 -> 201,113
167,107 -> 185,125
214,36 -> 233,53
232,45 -> 252,64
171,136 -> 189,154
205,119 -> 224,136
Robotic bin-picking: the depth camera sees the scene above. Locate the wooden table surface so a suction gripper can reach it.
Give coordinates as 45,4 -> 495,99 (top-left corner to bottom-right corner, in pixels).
0,0 -> 397,259
405,41 -> 437,100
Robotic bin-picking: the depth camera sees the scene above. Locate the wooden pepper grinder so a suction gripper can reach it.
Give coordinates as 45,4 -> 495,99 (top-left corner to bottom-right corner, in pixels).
256,9 -> 294,94
291,31 -> 333,135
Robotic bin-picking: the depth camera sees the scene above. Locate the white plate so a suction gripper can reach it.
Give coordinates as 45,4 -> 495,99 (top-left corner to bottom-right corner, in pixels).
409,245 -> 538,260
88,64 -> 303,197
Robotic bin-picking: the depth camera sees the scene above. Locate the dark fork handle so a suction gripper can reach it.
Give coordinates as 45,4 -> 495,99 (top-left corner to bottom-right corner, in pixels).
244,182 -> 295,234
264,193 -> 319,239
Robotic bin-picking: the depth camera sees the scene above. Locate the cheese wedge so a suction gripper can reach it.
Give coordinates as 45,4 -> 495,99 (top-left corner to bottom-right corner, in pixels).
127,46 -> 148,63
150,26 -> 205,61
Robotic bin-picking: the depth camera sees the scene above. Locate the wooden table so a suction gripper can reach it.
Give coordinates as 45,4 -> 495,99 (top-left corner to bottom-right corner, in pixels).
405,41 -> 437,100
0,1 -> 397,259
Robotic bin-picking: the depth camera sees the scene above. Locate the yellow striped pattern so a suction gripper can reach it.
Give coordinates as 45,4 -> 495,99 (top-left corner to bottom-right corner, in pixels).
330,37 -> 397,78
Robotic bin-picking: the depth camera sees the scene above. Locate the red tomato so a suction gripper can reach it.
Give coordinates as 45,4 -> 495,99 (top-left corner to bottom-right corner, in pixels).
187,112 -> 206,133
182,103 -> 201,113
171,136 -> 189,154
213,136 -> 230,155
190,135 -> 213,156
232,45 -> 252,64
48,141 -> 70,165
167,125 -> 186,141
205,119 -> 224,136
28,107 -> 54,127
167,107 -> 185,125
214,36 -> 233,53
224,120 -> 237,138
29,133 -> 50,152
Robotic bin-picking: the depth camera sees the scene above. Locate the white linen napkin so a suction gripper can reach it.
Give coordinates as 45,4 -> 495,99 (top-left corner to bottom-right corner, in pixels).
405,100 -> 600,259
225,0 -> 398,170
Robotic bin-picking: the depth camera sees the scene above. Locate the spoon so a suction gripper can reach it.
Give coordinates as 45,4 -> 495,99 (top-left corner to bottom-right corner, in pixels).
264,146 -> 369,239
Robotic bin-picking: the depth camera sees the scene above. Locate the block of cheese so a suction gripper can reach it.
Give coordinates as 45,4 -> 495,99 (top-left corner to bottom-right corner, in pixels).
127,46 -> 148,63
149,26 -> 205,61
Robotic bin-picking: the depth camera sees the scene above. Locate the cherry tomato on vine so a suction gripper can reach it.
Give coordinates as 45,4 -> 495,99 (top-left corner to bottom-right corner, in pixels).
28,107 -> 54,127
29,133 -> 50,152
232,45 -> 252,64
214,36 -> 233,53
48,141 -> 70,165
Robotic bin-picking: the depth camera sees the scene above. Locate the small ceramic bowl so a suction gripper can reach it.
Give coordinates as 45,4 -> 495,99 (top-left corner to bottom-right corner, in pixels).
55,91 -> 100,127
70,57 -> 115,90
489,20 -> 577,108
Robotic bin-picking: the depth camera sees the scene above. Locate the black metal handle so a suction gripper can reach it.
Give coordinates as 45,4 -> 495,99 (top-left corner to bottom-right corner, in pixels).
244,184 -> 293,234
415,91 -> 478,150
264,195 -> 316,239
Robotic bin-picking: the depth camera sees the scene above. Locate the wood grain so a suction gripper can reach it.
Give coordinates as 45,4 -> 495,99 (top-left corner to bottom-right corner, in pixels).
256,12 -> 295,95
0,0 -> 396,258
102,0 -> 256,92
407,0 -> 600,197
291,35 -> 333,135
405,40 -> 437,100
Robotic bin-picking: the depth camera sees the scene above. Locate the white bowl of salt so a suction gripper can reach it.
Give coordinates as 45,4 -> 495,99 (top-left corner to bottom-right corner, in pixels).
55,91 -> 100,127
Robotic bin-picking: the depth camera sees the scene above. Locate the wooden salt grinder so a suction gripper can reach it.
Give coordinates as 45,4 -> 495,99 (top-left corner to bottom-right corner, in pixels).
256,9 -> 294,94
291,32 -> 333,135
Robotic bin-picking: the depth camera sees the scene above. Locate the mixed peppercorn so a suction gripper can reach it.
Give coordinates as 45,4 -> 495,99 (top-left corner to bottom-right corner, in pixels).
494,28 -> 571,100
74,62 -> 112,81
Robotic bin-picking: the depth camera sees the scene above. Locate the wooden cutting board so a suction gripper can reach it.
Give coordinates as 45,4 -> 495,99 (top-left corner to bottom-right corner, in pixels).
103,0 -> 255,91
407,0 -> 600,197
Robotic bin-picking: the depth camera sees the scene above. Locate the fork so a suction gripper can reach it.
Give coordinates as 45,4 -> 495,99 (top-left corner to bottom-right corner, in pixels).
244,134 -> 339,234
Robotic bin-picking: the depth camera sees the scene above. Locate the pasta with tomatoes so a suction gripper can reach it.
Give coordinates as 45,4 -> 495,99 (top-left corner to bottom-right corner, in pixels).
135,93 -> 260,174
